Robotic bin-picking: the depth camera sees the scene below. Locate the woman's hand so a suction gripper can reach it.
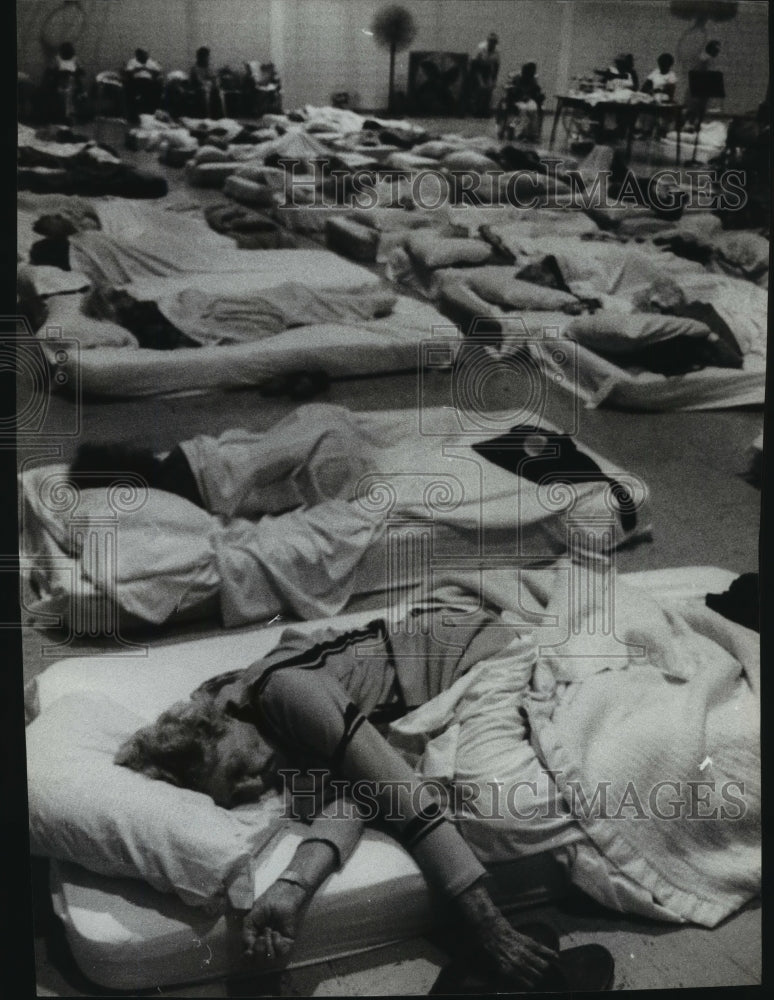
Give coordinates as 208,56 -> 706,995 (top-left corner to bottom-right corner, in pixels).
243,879 -> 308,963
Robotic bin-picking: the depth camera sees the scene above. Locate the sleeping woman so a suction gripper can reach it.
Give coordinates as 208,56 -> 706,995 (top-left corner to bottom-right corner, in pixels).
115,569 -> 685,987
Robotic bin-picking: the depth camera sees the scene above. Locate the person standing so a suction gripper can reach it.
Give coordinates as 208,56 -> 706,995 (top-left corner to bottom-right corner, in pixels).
190,45 -> 218,117
685,39 -> 722,127
467,31 -> 500,117
50,41 -> 85,123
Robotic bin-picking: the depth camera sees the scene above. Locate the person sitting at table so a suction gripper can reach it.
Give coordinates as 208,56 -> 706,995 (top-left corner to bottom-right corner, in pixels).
635,53 -> 678,138
641,52 -> 677,102
591,54 -> 637,140
598,53 -> 638,92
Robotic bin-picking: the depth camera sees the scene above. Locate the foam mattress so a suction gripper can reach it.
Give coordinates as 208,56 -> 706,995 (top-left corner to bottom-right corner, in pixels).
42,294 -> 456,399
43,566 -> 737,991
19,406 -> 652,632
526,336 -> 767,411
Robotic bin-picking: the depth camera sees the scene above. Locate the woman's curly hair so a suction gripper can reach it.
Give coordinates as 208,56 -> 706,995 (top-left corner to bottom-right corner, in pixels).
115,696 -> 228,793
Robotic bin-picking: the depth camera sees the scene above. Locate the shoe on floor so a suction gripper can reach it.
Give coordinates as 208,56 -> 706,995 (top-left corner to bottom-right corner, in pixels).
429,919 -> 614,994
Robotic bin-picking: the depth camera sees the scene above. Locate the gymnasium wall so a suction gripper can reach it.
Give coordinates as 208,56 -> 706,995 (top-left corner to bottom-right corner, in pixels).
17,0 -> 769,115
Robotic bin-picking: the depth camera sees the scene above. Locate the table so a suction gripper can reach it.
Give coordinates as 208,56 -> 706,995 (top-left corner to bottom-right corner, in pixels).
549,93 -> 683,164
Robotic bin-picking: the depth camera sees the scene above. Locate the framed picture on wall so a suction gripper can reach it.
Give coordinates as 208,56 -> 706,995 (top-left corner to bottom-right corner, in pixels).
407,50 -> 468,115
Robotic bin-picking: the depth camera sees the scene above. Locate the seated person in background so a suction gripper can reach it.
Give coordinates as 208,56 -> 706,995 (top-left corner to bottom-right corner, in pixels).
598,53 -> 638,92
593,53 -> 637,139
641,52 -> 677,102
635,53 -> 677,138
496,62 -> 544,142
125,48 -> 163,121
246,61 -> 282,116
190,45 -> 219,117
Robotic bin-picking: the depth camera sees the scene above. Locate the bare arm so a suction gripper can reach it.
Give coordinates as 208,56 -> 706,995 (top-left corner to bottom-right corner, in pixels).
244,770 -> 374,961
243,836 -> 339,962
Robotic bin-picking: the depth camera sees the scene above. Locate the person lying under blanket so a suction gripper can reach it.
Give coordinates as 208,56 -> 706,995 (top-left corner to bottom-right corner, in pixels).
50,276 -> 397,351
115,568 -> 691,987
68,404 -> 380,519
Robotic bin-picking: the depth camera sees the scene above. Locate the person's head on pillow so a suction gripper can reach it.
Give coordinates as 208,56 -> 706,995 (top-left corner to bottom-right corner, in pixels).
115,693 -> 278,808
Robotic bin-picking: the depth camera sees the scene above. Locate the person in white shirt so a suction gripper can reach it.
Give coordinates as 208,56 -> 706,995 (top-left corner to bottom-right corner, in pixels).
599,53 -> 638,92
51,41 -> 84,123
642,52 -> 677,102
125,48 -> 163,121
467,32 -> 501,117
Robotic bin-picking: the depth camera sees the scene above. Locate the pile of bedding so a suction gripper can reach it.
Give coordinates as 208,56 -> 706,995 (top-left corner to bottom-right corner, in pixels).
660,119 -> 728,165
394,571 -> 760,928
178,113 -> 763,412
24,568 -> 759,991
19,404 -> 650,633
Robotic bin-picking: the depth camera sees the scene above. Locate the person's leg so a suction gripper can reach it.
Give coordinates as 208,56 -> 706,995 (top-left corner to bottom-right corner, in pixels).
334,718 -> 557,987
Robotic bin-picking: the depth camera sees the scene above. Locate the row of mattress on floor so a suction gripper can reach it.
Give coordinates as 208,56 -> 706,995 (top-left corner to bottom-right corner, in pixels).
21,408 -> 760,987
17,189 -> 460,397
18,122 -> 169,198
17,106 -> 768,409
152,109 -> 767,411
17,177 -> 768,410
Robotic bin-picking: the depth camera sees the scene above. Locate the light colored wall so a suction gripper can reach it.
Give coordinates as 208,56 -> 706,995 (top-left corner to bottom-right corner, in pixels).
17,0 -> 769,114
562,0 -> 769,112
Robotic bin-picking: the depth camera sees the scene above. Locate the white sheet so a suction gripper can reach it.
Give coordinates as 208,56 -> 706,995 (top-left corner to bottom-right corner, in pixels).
38,293 -> 452,397
40,567 -> 740,990
19,406 -> 651,631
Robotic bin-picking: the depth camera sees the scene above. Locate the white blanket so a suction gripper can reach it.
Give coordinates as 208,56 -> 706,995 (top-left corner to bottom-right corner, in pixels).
389,574 -> 760,927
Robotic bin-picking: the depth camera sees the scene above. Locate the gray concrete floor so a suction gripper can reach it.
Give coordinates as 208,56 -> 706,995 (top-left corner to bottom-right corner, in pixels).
22,114 -> 763,995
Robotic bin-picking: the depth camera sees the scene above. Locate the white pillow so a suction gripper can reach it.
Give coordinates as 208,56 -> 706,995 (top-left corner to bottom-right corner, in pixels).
26,692 -> 283,909
44,293 -> 138,349
406,232 -> 494,270
566,311 -> 711,354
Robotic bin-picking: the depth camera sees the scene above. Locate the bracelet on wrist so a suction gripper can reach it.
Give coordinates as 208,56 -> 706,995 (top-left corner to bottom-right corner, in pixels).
276,870 -> 312,895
